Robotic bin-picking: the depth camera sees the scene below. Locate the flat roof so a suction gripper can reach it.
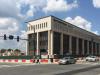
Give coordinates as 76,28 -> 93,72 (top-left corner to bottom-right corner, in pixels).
26,15 -> 99,37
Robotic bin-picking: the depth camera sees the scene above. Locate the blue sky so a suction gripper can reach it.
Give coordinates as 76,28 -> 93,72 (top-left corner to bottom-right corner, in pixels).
0,0 -> 100,51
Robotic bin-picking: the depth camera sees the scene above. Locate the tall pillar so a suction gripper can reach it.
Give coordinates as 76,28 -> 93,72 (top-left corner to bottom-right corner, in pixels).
26,40 -> 28,55
82,39 -> 84,56
36,32 -> 40,55
76,38 -> 79,55
51,31 -> 53,55
69,36 -> 72,55
48,30 -> 51,55
87,41 -> 89,55
60,33 -> 63,55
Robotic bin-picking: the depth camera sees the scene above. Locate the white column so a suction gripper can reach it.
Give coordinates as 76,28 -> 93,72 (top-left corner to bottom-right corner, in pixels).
69,36 -> 72,55
26,40 -> 28,55
51,31 -> 53,55
48,30 -> 51,55
60,33 -> 63,55
26,34 -> 28,55
36,32 -> 39,55
76,38 -> 79,55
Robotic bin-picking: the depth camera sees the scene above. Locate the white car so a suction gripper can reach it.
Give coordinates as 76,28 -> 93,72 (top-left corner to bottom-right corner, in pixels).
86,56 -> 99,62
58,57 -> 76,65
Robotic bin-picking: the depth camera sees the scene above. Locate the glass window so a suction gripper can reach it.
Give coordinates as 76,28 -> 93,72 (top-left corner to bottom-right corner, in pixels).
40,24 -> 41,29
44,23 -> 45,28
42,23 -> 43,28
46,22 -> 47,27
36,25 -> 37,29
31,26 -> 33,30
38,24 -> 39,29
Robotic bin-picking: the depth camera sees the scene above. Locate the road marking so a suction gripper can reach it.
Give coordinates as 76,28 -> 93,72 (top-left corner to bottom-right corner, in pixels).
0,64 -> 36,69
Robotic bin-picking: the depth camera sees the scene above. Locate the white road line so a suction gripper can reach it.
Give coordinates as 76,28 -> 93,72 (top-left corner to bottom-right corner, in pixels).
0,64 -> 36,68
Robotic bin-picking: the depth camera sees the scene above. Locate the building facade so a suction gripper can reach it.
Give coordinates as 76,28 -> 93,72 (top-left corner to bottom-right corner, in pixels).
27,16 -> 100,58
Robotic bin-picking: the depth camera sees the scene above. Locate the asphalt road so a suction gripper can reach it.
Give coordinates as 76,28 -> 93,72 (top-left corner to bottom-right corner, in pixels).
0,63 -> 100,75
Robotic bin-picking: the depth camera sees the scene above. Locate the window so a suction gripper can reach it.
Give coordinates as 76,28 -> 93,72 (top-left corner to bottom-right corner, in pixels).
36,25 -> 37,29
46,22 -> 47,27
42,23 -> 43,28
40,24 -> 41,29
31,26 -> 33,30
38,24 -> 39,29
44,23 -> 45,28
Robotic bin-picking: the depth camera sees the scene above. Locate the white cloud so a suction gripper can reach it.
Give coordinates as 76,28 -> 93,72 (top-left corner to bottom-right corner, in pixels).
93,0 -> 100,8
65,16 -> 98,35
16,0 -> 46,18
0,17 -> 20,50
0,18 -> 19,35
43,0 -> 78,12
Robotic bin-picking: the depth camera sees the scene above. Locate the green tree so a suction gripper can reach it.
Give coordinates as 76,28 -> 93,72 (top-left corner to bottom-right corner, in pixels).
14,49 -> 21,56
0,49 -> 6,53
8,49 -> 13,52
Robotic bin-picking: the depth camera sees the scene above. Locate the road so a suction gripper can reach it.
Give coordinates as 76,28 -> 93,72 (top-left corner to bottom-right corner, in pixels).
0,63 -> 100,75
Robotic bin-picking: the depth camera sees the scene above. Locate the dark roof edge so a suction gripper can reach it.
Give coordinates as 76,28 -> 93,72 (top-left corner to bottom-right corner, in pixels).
25,15 -> 54,23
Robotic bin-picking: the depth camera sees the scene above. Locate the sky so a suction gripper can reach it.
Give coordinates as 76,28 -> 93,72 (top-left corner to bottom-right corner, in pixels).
0,0 -> 100,51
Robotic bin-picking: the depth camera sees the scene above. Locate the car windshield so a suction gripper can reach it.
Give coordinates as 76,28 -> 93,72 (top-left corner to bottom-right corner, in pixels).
88,56 -> 96,58
62,57 -> 73,59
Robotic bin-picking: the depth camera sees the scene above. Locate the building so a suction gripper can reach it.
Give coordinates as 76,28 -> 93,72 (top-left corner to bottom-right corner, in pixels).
27,16 -> 100,58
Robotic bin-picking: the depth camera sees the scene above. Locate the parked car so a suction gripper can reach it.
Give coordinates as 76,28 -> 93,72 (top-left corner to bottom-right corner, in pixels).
58,57 -> 76,65
86,55 -> 99,62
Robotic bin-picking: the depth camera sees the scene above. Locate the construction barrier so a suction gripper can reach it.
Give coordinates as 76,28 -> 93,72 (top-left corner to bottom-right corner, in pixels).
0,58 -> 97,64
39,59 -> 48,64
53,59 -> 59,64
0,59 -> 35,63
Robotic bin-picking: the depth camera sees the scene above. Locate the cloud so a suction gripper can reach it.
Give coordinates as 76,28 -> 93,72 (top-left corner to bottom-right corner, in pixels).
0,17 -> 21,50
0,0 -> 46,51
43,0 -> 78,13
65,16 -> 98,35
0,17 -> 19,35
93,0 -> 100,8
0,0 -> 20,18
17,0 -> 46,18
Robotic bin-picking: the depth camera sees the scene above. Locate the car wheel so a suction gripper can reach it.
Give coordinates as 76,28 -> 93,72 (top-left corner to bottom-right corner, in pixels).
86,59 -> 88,61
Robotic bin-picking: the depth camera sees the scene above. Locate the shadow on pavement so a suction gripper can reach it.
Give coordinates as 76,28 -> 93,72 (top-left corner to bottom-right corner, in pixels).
55,65 -> 100,75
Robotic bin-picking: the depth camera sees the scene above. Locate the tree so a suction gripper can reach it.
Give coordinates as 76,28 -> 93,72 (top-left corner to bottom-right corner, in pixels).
8,49 -> 13,52
0,49 -> 6,53
14,49 -> 21,56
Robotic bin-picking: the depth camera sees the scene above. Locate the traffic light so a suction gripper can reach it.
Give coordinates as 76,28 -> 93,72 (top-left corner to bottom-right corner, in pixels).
17,36 -> 19,42
4,34 -> 7,40
9,35 -> 14,40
